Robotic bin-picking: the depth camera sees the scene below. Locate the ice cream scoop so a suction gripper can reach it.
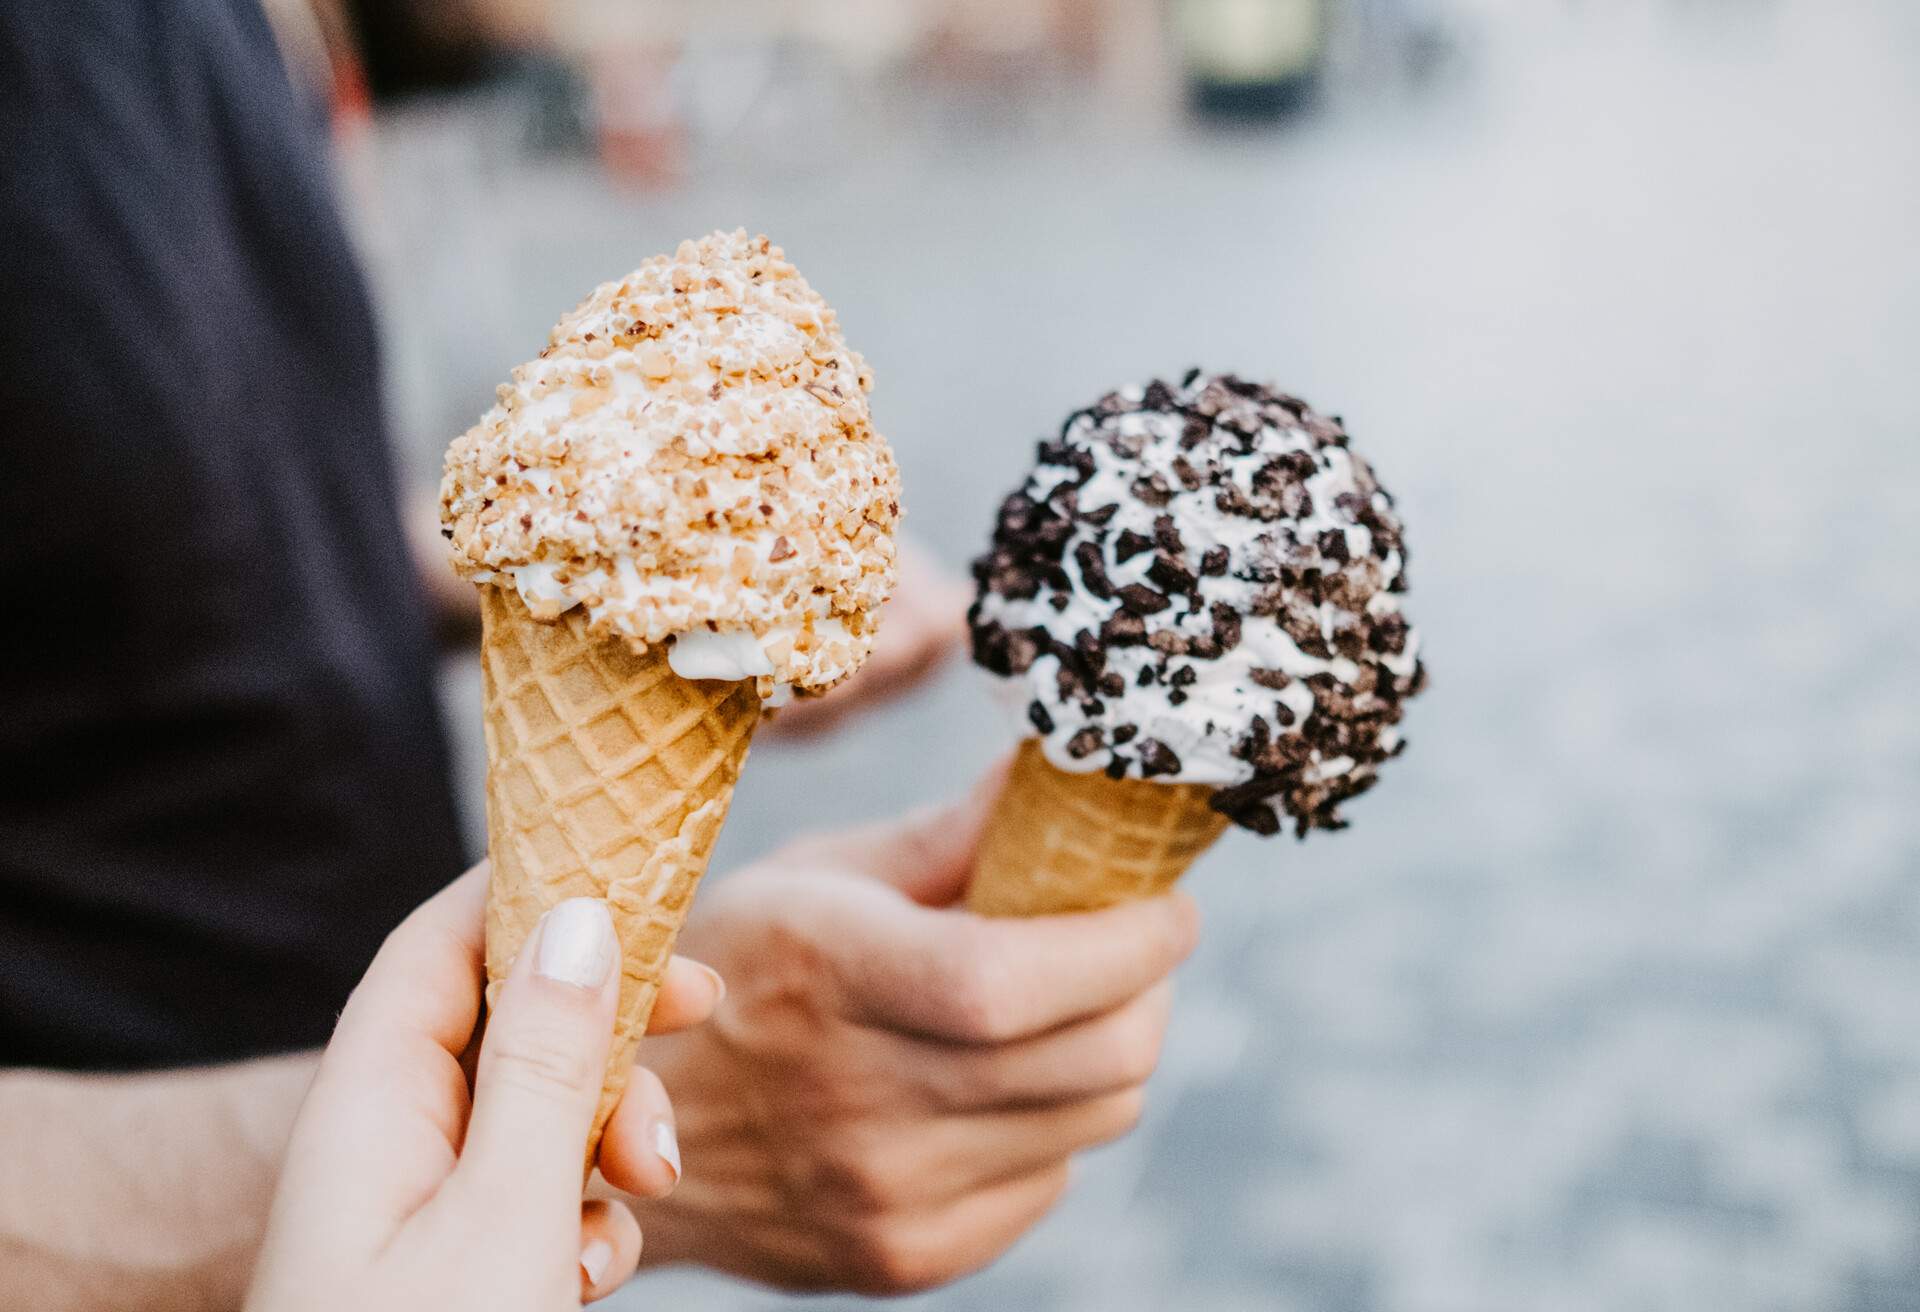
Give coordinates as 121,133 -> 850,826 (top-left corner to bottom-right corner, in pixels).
442,229 -> 900,695
440,231 -> 898,1170
967,371 -> 1424,912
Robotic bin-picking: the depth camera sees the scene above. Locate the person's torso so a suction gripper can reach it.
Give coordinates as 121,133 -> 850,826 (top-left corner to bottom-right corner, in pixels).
0,0 -> 467,1069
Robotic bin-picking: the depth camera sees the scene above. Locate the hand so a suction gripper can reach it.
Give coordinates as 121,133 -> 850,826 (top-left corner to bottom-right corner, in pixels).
766,537 -> 970,738
246,867 -> 724,1310
602,768 -> 1199,1294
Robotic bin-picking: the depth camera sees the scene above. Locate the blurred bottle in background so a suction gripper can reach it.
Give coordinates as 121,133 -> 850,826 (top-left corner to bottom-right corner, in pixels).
1173,0 -> 1327,118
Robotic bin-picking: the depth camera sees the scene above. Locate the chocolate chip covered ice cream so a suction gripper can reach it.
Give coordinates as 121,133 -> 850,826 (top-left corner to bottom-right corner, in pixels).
967,371 -> 1425,915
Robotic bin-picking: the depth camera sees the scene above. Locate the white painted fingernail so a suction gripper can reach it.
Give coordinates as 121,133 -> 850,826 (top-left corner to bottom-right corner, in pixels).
535,899 -> 615,990
580,1238 -> 614,1286
654,1119 -> 682,1184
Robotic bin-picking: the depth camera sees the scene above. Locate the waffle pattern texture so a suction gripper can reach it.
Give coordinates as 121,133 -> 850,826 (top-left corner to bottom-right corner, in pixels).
478,586 -> 757,1165
968,740 -> 1228,917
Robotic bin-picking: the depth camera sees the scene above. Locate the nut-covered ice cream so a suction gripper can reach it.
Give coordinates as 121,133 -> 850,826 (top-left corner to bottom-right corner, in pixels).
970,371 -> 1424,838
440,229 -> 900,694
442,231 -> 898,1174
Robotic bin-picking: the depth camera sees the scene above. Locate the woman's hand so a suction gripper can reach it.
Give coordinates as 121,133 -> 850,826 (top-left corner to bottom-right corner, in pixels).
246,866 -> 723,1309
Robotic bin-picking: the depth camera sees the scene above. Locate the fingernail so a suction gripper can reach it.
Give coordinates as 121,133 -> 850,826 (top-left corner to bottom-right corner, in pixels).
653,1119 -> 682,1184
535,898 -> 616,990
579,1238 -> 613,1286
692,959 -> 727,1003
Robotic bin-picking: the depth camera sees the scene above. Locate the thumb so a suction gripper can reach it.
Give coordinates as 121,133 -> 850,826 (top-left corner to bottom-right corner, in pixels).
453,897 -> 621,1219
852,755 -> 1011,906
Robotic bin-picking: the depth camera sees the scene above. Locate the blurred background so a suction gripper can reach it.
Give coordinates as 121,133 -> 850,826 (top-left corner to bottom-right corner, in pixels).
283,0 -> 1919,1307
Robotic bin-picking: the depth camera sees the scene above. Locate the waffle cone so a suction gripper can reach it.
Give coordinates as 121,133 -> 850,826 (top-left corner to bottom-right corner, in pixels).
478,586 -> 758,1171
967,740 -> 1229,917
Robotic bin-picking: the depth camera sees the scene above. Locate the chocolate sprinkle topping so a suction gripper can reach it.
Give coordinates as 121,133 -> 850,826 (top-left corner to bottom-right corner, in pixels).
1147,554 -> 1197,594
1073,541 -> 1115,600
1136,739 -> 1182,777
1117,583 -> 1172,615
1131,475 -> 1173,507
968,371 -> 1424,837
1101,611 -> 1148,646
1065,726 -> 1105,758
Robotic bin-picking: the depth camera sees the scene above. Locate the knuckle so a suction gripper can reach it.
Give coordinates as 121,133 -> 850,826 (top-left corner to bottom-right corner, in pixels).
892,826 -> 946,882
944,946 -> 1018,1041
847,1222 -> 943,1295
485,1028 -> 598,1100
1077,1088 -> 1147,1148
761,908 -> 835,996
1110,1011 -> 1166,1087
1105,1087 -> 1148,1138
1162,894 -> 1202,962
814,1138 -> 905,1216
1111,1034 -> 1161,1089
931,1053 -> 995,1113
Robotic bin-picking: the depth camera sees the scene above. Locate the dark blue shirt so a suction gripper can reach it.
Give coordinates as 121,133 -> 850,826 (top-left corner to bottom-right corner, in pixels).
0,0 -> 467,1068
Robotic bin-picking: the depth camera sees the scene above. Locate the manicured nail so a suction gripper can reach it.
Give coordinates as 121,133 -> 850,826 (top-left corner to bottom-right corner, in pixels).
535,899 -> 615,990
692,959 -> 727,1003
653,1119 -> 682,1184
579,1238 -> 613,1286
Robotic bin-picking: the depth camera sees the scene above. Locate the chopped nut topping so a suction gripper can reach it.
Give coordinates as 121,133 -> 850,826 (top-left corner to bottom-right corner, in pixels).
441,230 -> 899,691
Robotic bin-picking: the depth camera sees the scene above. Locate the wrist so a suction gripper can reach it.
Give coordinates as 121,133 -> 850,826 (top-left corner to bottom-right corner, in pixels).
0,1052 -> 316,1312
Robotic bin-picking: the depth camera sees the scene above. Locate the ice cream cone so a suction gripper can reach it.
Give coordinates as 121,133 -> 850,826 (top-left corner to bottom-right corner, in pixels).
478,585 -> 758,1169
968,740 -> 1229,917
443,234 -> 898,1185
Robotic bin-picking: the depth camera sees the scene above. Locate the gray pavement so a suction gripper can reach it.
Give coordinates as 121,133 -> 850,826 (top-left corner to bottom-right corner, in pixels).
360,3 -> 1920,1307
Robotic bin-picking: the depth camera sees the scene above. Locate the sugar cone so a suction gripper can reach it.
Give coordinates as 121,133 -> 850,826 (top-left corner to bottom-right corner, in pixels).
478,585 -> 758,1171
967,740 -> 1229,917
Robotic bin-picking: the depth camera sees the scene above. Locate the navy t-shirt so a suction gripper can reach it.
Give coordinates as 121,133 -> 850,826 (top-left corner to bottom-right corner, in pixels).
0,0 -> 468,1069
